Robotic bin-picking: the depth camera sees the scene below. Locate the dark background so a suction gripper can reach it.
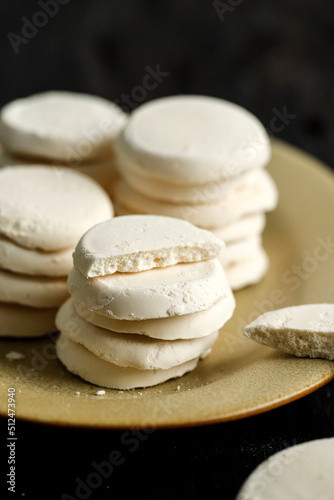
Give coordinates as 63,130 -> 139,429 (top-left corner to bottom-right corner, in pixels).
1,0 -> 334,168
1,1 -> 334,499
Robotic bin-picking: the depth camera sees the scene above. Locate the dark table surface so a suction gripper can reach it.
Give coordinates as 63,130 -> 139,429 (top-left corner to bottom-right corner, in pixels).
1,380 -> 334,499
1,1 -> 334,499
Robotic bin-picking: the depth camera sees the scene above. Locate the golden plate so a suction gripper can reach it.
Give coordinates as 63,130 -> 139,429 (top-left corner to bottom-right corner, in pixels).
1,139 -> 334,428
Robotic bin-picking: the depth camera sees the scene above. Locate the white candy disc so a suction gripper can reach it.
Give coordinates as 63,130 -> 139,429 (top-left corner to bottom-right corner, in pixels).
0,302 -> 57,337
224,248 -> 269,291
56,335 -> 202,390
115,95 -> 270,184
0,91 -> 127,161
56,298 -> 218,370
211,213 -> 266,243
68,259 -> 228,320
222,236 -> 262,267
0,166 -> 113,251
74,291 -> 235,340
0,268 -> 68,308
114,170 -> 278,228
117,154 -> 265,203
236,438 -> 334,500
0,236 -> 73,277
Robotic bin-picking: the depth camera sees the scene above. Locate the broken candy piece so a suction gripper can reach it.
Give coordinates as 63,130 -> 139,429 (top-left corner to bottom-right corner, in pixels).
244,303 -> 334,360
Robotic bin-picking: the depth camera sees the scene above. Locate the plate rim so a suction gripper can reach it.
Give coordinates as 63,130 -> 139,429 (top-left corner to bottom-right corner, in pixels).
1,138 -> 334,429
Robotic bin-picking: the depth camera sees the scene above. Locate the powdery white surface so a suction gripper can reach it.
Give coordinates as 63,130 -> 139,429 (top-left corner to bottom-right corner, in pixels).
56,298 -> 218,370
221,236 -> 262,267
56,335 -> 201,390
224,247 -> 269,291
73,215 -> 225,278
114,170 -> 278,229
115,95 -> 270,184
244,303 -> 334,360
0,166 -> 113,251
236,438 -> 334,500
0,302 -> 57,337
0,150 -> 119,194
115,207 -> 267,244
211,213 -> 266,243
74,290 -> 235,340
0,236 -> 73,277
68,259 -> 227,320
0,268 -> 68,308
117,153 -> 264,203
0,91 -> 127,161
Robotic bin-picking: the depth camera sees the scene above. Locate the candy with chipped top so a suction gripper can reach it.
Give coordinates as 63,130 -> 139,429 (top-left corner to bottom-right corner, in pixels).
73,214 -> 224,278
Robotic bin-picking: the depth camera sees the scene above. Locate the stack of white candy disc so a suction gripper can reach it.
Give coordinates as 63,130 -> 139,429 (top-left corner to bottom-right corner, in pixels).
0,91 -> 127,197
113,95 -> 278,290
56,215 -> 235,390
0,165 -> 113,337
